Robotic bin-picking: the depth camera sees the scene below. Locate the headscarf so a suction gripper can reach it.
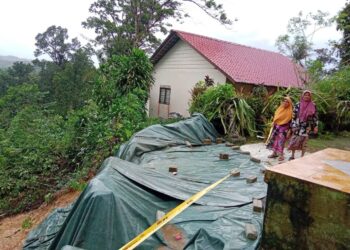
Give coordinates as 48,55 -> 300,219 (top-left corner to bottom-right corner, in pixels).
299,90 -> 316,122
273,96 -> 293,125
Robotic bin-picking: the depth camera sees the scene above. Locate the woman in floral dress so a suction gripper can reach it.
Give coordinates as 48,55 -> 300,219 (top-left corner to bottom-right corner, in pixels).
288,90 -> 318,160
266,97 -> 293,161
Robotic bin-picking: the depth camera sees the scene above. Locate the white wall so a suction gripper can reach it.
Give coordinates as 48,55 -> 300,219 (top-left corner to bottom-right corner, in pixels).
149,40 -> 226,118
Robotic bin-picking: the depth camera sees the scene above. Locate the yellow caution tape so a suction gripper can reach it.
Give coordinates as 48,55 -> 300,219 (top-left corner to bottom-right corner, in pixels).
119,169 -> 240,250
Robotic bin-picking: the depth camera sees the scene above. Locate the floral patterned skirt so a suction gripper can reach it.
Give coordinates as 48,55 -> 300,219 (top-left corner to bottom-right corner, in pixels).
288,135 -> 308,151
266,124 -> 289,154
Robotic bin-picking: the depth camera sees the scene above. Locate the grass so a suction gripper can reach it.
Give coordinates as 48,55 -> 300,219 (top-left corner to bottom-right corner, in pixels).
307,131 -> 350,152
242,131 -> 350,153
21,217 -> 33,229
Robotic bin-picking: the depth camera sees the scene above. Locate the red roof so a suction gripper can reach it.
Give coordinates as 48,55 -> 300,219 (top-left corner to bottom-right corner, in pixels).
151,30 -> 306,88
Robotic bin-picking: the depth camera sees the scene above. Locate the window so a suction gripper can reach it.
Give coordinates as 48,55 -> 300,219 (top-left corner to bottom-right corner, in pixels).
159,87 -> 171,104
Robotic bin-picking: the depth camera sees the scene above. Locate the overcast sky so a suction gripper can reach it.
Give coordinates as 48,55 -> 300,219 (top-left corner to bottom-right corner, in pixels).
0,0 -> 347,60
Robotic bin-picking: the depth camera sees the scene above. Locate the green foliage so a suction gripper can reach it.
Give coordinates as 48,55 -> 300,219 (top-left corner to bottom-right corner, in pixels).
95,48 -> 153,108
190,83 -> 234,120
22,217 -> 33,229
0,36 -> 154,215
68,180 -> 87,191
51,50 -> 97,115
32,60 -> 60,103
336,1 -> 350,66
44,193 -> 54,204
83,0 -> 232,58
262,87 -> 302,115
0,106 -> 70,213
0,84 -> 45,129
276,10 -> 333,67
311,66 -> 350,130
33,49 -> 97,115
190,83 -> 256,136
245,86 -> 269,132
0,62 -> 36,96
306,59 -> 325,82
34,25 -> 81,66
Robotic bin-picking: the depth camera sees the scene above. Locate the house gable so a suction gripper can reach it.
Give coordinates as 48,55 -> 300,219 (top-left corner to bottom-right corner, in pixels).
149,40 -> 226,118
154,40 -> 217,71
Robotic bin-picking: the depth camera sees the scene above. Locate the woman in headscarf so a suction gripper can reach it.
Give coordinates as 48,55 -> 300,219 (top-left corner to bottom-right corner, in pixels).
288,90 -> 318,160
266,96 -> 293,161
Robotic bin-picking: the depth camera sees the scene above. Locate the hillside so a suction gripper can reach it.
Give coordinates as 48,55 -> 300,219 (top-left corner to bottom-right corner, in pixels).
0,55 -> 31,68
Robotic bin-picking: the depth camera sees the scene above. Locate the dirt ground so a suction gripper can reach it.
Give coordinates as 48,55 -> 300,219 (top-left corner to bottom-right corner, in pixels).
0,190 -> 80,250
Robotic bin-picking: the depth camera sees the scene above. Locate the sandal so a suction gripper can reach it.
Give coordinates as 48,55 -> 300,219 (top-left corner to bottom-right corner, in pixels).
278,156 -> 285,161
268,153 -> 278,158
288,156 -> 295,161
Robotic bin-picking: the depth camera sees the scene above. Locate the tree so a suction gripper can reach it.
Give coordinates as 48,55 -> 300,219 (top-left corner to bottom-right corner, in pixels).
83,0 -> 232,58
0,62 -> 36,97
34,25 -> 81,66
276,11 -> 333,67
0,84 -> 45,129
94,48 -> 153,108
51,49 -> 97,114
336,1 -> 350,66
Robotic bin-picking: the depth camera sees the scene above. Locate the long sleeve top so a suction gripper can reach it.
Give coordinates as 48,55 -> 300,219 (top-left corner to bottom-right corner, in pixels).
291,102 -> 318,136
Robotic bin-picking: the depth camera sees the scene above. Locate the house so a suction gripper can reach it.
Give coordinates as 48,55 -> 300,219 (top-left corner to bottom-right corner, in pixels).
149,30 -> 306,118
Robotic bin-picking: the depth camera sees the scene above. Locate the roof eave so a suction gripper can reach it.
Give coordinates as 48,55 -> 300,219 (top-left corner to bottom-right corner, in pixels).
151,30 -> 180,64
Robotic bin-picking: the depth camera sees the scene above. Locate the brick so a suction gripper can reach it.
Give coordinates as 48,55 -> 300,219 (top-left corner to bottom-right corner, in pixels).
250,157 -> 261,163
216,137 -> 223,144
225,142 -> 234,147
253,199 -> 263,212
231,146 -> 240,150
169,166 -> 178,173
203,139 -> 212,145
219,153 -> 229,160
246,176 -> 257,183
245,223 -> 258,240
230,169 -> 240,177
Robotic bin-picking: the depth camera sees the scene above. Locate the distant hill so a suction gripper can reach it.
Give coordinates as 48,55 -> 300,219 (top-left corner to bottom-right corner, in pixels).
0,55 -> 32,69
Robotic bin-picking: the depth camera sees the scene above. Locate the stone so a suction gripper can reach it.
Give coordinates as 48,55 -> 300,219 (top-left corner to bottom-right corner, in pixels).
169,166 -> 178,173
225,142 -> 234,147
250,157 -> 261,163
232,136 -> 246,145
231,146 -> 240,150
253,199 -> 263,212
203,139 -> 212,145
240,150 -> 251,155
246,176 -> 257,183
216,137 -> 224,144
230,169 -> 240,177
245,223 -> 258,240
219,153 -> 229,160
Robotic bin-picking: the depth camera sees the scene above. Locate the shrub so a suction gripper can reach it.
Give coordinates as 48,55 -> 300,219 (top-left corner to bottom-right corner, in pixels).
189,83 -> 256,136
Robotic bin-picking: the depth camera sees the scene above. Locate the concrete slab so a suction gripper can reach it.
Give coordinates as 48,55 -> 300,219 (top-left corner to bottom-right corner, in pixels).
240,142 -> 308,167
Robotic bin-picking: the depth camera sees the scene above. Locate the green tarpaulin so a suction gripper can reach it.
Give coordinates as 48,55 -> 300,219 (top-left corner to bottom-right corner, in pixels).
24,114 -> 266,250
